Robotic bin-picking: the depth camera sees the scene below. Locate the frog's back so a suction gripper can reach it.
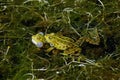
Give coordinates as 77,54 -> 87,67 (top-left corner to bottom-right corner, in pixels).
56,34 -> 74,42
45,33 -> 75,50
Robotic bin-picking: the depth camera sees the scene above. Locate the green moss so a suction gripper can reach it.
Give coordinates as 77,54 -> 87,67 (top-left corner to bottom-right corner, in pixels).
0,0 -> 120,80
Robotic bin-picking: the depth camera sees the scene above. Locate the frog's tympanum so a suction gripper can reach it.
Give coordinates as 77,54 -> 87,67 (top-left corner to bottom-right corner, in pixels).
32,32 -> 81,55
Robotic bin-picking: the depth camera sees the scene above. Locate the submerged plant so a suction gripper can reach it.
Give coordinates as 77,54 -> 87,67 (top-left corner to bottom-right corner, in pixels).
0,0 -> 120,80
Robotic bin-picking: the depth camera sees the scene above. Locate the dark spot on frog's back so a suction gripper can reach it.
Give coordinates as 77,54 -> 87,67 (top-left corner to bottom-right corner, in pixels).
62,45 -> 67,49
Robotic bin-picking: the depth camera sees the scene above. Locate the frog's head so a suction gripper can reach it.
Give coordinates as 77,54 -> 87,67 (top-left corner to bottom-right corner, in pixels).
44,33 -> 55,43
32,32 -> 46,48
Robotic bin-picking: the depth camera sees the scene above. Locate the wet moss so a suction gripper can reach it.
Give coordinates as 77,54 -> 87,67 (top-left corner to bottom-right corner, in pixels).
0,0 -> 120,80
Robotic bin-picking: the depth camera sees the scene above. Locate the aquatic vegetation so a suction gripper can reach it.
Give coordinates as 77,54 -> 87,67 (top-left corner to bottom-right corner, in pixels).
0,0 -> 120,80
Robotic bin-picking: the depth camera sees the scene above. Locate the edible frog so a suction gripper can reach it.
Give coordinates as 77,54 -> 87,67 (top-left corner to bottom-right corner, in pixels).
32,32 -> 81,55
32,27 -> 100,55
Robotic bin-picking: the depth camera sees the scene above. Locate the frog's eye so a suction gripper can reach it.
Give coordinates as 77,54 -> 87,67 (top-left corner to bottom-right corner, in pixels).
38,32 -> 44,35
37,36 -> 41,40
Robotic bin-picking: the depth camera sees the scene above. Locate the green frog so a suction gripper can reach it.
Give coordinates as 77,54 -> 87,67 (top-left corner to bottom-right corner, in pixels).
32,28 -> 100,56
32,32 -> 81,55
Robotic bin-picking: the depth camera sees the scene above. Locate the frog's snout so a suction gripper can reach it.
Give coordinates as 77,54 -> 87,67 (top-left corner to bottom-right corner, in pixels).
32,39 -> 43,48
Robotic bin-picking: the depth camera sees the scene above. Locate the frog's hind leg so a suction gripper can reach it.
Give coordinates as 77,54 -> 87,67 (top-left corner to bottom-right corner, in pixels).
63,47 -> 85,62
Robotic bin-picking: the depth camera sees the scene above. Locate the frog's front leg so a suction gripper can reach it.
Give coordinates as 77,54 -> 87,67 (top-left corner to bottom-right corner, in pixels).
46,47 -> 61,55
63,47 -> 86,62
45,47 -> 54,53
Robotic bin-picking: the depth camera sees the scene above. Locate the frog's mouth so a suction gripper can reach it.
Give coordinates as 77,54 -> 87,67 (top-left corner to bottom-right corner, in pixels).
32,39 -> 43,48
